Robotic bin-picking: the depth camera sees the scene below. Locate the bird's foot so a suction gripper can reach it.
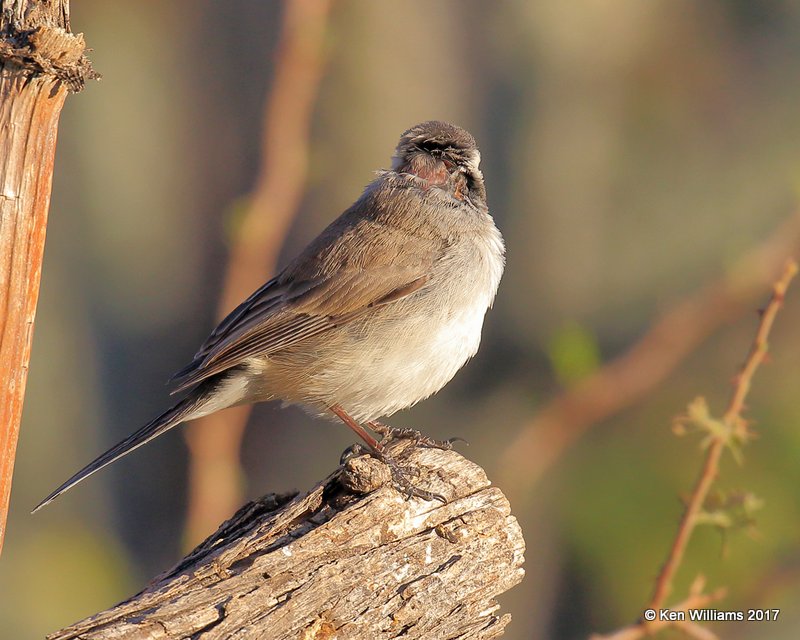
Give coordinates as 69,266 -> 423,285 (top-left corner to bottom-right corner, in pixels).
367,421 -> 467,450
377,448 -> 447,503
340,442 -> 446,503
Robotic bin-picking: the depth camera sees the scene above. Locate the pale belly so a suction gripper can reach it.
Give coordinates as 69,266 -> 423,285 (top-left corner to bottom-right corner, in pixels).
280,291 -> 491,423
250,219 -> 504,423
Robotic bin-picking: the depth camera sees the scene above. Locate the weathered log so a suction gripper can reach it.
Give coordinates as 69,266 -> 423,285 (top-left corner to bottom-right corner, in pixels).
49,442 -> 526,639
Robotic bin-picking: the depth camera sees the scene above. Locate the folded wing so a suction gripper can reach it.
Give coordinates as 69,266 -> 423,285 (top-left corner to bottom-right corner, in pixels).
171,266 -> 430,393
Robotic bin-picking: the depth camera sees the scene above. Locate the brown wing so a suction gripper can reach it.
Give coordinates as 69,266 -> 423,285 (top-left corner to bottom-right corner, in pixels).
170,266 -> 429,393
171,182 -> 445,393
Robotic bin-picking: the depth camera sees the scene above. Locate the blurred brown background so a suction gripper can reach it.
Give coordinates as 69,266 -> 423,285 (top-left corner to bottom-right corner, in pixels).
3,1 -> 800,638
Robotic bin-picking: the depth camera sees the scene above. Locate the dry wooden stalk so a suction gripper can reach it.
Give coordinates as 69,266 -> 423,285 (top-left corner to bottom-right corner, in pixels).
0,0 -> 95,555
49,443 -> 526,639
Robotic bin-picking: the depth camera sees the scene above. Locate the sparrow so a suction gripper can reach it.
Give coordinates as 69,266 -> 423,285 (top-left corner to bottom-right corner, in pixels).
34,120 -> 505,512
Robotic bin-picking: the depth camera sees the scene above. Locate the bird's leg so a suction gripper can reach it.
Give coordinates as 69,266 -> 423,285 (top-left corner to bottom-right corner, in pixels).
330,405 -> 445,503
367,420 -> 466,450
330,405 -> 381,449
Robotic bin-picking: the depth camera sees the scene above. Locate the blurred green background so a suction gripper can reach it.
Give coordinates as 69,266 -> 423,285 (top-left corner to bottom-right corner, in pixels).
3,1 -> 800,638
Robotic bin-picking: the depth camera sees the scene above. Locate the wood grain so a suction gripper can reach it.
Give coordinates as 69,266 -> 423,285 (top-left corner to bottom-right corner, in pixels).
49,443 -> 526,639
0,0 -> 95,554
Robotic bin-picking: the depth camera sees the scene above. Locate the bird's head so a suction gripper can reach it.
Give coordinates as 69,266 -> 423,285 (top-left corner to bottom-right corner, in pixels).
392,121 -> 486,207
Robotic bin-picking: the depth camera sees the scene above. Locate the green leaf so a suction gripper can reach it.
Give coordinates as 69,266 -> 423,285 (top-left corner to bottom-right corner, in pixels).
547,320 -> 601,386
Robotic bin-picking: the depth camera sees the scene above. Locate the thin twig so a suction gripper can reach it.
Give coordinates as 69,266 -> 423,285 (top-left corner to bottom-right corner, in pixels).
589,586 -> 727,640
182,0 -> 332,547
592,258 -> 797,640
499,212 -> 800,495
648,259 -> 798,609
673,621 -> 721,640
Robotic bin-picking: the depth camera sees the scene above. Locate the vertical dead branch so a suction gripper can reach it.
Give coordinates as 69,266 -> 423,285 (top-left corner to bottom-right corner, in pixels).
183,0 -> 332,546
0,0 -> 94,556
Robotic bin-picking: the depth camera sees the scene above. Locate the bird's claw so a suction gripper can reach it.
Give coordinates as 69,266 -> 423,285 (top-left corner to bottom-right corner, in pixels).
368,422 -> 467,451
340,443 -> 368,465
341,441 -> 447,503
387,462 -> 447,503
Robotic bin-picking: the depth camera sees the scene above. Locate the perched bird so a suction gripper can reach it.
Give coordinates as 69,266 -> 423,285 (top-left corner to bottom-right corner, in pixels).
34,120 -> 504,512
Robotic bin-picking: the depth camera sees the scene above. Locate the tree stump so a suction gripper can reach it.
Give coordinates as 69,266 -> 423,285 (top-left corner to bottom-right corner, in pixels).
49,442 -> 526,639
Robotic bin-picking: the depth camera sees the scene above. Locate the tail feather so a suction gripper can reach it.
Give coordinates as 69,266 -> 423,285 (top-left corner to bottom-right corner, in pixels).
32,390 -> 209,513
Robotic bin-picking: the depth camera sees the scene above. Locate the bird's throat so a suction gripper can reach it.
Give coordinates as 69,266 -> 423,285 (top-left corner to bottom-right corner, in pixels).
401,155 -> 449,187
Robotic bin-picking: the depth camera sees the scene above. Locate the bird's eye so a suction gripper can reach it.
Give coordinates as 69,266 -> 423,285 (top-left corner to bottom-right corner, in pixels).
418,140 -> 447,156
462,169 -> 475,189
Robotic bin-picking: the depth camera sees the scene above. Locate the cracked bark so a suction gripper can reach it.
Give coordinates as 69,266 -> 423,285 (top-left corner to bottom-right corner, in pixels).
49,442 -> 526,639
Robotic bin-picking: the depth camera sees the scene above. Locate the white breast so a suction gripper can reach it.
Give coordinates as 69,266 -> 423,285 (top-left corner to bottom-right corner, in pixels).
311,214 -> 505,423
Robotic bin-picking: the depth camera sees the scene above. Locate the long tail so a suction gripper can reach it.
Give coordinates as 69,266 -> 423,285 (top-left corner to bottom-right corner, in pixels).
32,386 -> 214,513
